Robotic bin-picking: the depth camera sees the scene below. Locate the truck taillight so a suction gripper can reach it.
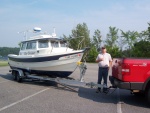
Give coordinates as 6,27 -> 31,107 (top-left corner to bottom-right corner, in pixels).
122,69 -> 130,72
122,63 -> 130,75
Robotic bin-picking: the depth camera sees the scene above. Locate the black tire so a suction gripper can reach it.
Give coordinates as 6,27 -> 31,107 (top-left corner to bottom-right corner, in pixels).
16,72 -> 22,83
12,71 -> 17,80
146,86 -> 150,103
133,91 -> 145,97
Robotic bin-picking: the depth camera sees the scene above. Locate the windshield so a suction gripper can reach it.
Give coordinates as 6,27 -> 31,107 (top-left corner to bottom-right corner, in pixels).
21,42 -> 26,50
51,41 -> 59,48
26,41 -> 36,49
60,41 -> 66,47
38,40 -> 49,48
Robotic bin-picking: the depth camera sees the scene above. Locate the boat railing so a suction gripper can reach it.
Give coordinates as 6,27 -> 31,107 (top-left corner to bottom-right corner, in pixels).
66,43 -> 69,52
77,37 -> 85,50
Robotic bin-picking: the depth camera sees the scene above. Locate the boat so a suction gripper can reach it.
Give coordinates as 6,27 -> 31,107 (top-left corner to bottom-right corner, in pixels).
8,28 -> 89,78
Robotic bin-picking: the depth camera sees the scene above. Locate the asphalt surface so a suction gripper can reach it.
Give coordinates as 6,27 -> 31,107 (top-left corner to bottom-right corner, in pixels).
0,64 -> 149,113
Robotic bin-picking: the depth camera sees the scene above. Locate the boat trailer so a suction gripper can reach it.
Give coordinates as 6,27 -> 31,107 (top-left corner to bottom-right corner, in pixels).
9,62 -> 116,94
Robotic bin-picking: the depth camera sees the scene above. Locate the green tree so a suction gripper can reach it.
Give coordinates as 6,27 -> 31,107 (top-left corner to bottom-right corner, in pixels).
87,46 -> 98,62
92,29 -> 102,50
106,26 -> 119,48
121,30 -> 139,57
132,40 -> 150,57
139,23 -> 150,41
104,27 -> 121,58
0,47 -> 20,56
148,23 -> 150,40
63,23 -> 96,62
121,30 -> 139,48
106,45 -> 122,58
69,23 -> 91,50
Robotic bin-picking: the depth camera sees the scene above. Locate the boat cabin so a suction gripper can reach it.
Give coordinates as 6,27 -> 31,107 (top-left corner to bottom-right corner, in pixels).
19,35 -> 73,56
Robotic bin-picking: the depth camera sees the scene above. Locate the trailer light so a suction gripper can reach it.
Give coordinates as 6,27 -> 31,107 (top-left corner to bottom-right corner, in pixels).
122,63 -> 130,76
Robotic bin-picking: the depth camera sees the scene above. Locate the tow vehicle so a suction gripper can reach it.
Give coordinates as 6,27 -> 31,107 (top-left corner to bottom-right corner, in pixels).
110,58 -> 150,103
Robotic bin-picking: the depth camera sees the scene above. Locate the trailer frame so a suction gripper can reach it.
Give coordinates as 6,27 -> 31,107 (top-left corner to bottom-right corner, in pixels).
9,62 -> 114,93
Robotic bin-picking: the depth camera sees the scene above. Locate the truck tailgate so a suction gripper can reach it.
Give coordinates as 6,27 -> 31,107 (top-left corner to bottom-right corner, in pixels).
112,58 -> 150,82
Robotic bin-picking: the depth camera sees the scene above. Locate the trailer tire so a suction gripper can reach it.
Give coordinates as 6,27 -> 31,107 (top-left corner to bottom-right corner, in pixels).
12,71 -> 17,80
16,72 -> 22,83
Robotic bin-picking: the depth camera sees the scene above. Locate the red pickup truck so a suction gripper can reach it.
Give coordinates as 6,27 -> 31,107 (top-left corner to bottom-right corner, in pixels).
109,58 -> 150,103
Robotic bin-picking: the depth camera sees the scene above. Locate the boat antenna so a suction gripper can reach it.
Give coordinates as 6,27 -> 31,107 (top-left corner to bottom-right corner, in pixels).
18,27 -> 41,41
53,27 -> 55,34
52,27 -> 56,37
18,30 -> 30,41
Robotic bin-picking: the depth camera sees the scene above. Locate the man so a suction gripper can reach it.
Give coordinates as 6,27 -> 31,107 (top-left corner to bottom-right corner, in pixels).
96,46 -> 112,93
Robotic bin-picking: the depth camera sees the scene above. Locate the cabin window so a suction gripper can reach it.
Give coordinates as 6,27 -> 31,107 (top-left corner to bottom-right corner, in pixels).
38,40 -> 49,48
21,42 -> 26,50
26,41 -> 36,49
51,41 -> 59,48
60,42 -> 66,47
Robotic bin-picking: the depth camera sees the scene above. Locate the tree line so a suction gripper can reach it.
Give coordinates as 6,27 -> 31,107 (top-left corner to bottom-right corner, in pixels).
0,47 -> 19,57
63,22 -> 150,62
0,22 -> 150,62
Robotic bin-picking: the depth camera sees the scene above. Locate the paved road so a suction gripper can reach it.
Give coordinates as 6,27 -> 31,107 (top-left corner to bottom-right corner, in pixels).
0,64 -> 149,113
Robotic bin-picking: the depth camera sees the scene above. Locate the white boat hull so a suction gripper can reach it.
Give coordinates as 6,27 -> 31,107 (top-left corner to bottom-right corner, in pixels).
8,51 -> 85,77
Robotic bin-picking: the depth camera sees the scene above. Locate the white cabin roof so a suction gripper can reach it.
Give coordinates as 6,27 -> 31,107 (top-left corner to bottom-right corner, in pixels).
21,34 -> 64,43
29,34 -> 57,40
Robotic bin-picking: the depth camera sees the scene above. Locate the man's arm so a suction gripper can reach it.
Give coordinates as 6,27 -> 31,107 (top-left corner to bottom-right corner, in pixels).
96,54 -> 104,62
109,61 -> 112,67
96,58 -> 103,63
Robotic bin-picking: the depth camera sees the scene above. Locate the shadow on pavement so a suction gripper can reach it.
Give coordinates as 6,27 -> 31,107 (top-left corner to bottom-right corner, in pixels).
119,89 -> 150,108
0,73 -> 79,93
78,87 -> 118,104
0,73 -> 12,80
78,87 -> 150,108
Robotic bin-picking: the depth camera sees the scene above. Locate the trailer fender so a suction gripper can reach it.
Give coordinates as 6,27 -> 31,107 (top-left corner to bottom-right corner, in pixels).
12,69 -> 25,78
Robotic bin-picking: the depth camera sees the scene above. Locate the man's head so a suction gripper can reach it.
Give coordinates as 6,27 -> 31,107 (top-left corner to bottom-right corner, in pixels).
101,46 -> 107,53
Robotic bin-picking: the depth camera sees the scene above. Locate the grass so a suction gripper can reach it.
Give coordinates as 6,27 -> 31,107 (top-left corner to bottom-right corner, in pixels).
0,61 -> 8,67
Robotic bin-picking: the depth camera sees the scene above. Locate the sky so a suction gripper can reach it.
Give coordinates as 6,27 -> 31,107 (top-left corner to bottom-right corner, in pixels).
0,0 -> 150,47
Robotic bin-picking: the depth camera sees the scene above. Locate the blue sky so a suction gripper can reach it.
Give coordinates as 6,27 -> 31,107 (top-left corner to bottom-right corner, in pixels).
0,0 -> 150,47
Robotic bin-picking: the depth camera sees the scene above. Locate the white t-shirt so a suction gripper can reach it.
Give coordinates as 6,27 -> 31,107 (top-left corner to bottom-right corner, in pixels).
96,53 -> 112,67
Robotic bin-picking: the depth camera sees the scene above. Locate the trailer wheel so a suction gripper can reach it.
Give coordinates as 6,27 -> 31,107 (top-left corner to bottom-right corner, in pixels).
12,71 -> 17,80
16,72 -> 22,83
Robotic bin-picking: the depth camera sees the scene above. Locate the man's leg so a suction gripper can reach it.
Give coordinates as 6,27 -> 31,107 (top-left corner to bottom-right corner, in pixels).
103,68 -> 109,93
103,68 -> 109,86
98,67 -> 103,84
96,67 -> 103,93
